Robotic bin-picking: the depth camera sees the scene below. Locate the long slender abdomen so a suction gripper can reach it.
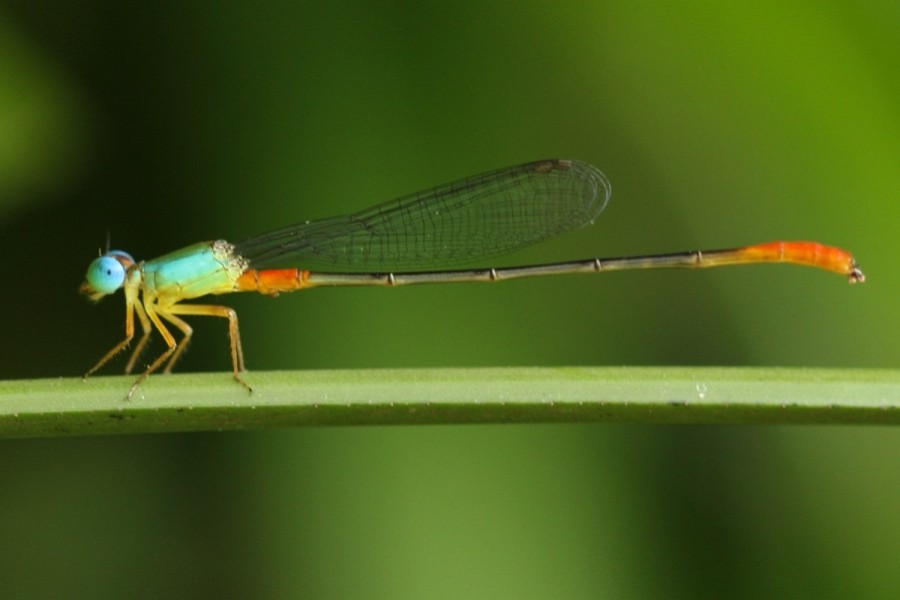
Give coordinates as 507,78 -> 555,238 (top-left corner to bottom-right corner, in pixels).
233,240 -> 865,295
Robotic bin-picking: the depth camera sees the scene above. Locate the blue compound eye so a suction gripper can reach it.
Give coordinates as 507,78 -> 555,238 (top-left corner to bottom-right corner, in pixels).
86,256 -> 126,295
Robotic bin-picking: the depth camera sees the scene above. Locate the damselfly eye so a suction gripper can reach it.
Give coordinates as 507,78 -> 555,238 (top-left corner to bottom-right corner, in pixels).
85,255 -> 126,295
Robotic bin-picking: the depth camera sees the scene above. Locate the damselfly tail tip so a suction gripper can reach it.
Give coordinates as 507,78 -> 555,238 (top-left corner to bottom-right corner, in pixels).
848,265 -> 865,284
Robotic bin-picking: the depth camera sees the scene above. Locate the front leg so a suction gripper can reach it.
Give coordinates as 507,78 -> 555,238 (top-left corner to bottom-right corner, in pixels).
124,297 -> 153,375
84,285 -> 149,379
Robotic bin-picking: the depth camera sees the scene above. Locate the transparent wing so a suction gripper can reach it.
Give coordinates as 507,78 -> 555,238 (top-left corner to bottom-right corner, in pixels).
235,159 -> 611,271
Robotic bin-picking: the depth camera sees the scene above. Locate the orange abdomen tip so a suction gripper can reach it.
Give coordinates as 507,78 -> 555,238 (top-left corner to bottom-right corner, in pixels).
740,241 -> 865,283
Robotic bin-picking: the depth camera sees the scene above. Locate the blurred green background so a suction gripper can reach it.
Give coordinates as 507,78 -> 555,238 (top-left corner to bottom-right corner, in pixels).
1,1 -> 898,598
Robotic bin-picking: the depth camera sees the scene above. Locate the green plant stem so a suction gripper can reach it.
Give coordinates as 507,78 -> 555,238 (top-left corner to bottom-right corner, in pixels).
0,367 -> 897,438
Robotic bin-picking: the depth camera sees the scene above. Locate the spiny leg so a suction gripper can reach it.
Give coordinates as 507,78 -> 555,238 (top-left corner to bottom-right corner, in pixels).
154,311 -> 193,374
166,303 -> 251,393
126,303 -> 179,399
84,292 -> 145,379
124,297 -> 153,375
